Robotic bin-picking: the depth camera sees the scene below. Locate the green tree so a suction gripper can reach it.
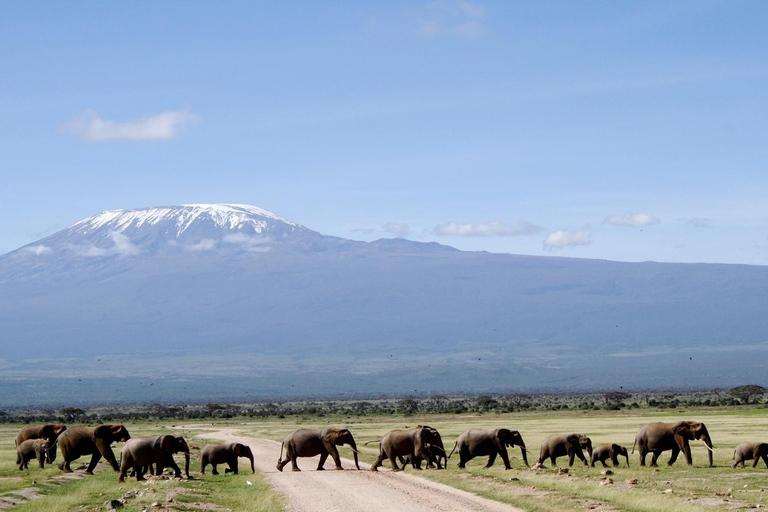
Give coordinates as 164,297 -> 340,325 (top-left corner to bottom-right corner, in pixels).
728,385 -> 767,404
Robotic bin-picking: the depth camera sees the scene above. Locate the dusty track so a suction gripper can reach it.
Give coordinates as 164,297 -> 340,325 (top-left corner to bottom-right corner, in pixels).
196,428 -> 523,512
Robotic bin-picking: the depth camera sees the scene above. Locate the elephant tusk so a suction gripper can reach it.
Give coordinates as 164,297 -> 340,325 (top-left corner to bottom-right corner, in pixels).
704,444 -> 716,453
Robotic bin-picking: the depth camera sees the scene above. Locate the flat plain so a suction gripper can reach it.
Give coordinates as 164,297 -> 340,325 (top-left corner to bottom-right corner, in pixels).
1,407 -> 767,511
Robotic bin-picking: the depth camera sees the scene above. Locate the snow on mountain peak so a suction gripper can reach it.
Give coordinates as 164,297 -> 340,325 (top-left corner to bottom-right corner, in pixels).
69,204 -> 299,238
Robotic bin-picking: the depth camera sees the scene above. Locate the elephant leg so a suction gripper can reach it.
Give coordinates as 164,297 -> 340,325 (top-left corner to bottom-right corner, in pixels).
86,452 -> 102,474
458,453 -> 467,469
317,452 -> 329,470
164,453 -> 182,478
371,452 -> 386,472
650,451 -> 660,467
668,446 -> 680,466
389,454 -> 402,472
137,467 -> 146,481
639,448 -> 647,467
683,442 -> 692,465
328,446 -> 343,470
226,459 -> 239,474
290,456 -> 300,472
550,455 -> 557,467
211,464 -> 219,475
500,449 -> 512,470
568,452 -> 576,467
601,458 -> 609,467
485,452 -> 497,468
38,454 -> 45,469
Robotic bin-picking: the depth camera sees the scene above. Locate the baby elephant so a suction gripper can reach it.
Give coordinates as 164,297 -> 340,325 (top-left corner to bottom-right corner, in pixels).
17,439 -> 52,470
733,442 -> 768,468
200,442 -> 254,475
590,443 -> 630,467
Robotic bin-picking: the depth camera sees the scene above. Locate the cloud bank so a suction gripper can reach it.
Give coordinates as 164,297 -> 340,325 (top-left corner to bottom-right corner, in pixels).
604,213 -> 660,227
543,226 -> 592,250
420,1 -> 486,38
65,106 -> 199,142
434,220 -> 541,237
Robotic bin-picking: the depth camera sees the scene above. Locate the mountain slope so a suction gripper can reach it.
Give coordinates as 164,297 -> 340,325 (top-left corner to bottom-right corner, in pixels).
1,204 -> 767,405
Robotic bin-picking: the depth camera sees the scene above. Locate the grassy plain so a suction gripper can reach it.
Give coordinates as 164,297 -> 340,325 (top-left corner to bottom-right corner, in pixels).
1,407 -> 767,511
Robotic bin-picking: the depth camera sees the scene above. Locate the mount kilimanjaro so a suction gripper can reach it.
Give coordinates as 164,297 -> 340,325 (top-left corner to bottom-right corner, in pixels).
1,204 -> 767,405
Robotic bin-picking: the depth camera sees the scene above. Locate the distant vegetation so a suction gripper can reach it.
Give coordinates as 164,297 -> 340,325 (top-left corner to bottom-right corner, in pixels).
1,386 -> 765,424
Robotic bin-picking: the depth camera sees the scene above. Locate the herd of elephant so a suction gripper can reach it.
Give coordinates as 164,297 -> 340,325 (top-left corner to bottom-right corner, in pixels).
12,420 -> 768,484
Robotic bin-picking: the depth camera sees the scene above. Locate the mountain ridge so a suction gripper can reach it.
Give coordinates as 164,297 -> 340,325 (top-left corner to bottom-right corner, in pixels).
1,203 -> 767,405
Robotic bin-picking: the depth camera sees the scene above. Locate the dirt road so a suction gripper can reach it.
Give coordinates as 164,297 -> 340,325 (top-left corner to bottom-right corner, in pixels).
197,428 -> 524,512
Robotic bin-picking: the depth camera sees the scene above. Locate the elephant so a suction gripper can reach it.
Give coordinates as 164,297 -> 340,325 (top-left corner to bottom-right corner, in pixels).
369,425 -> 440,472
398,426 -> 446,470
732,442 -> 768,468
118,435 -> 190,482
449,428 -> 529,470
15,424 -> 66,463
276,427 -> 360,472
633,421 -> 714,467
590,443 -> 630,467
200,442 -> 254,475
17,438 -> 52,470
57,424 -> 131,473
538,434 -> 593,467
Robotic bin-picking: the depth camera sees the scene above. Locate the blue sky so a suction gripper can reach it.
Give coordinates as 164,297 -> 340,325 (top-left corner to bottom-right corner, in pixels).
2,1 -> 767,264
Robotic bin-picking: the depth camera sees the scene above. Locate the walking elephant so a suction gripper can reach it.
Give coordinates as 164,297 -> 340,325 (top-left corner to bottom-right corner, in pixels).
15,424 -> 66,463
538,434 -> 593,467
449,428 -> 529,469
590,443 -> 630,467
633,421 -> 714,467
57,425 -> 130,473
118,435 -> 190,482
732,442 -> 768,468
200,442 -> 254,475
17,439 -> 52,470
276,427 -> 360,472
399,426 -> 446,469
370,425 -> 441,472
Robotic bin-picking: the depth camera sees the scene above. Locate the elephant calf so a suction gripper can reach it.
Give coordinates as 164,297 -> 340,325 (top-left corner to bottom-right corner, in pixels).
201,442 -> 254,475
590,443 -> 630,467
538,434 -> 593,467
449,428 -> 529,470
119,435 -> 190,482
17,439 -> 52,470
733,442 -> 768,468
370,426 -> 441,472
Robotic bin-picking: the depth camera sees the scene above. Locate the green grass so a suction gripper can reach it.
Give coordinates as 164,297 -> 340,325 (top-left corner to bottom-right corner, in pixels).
228,408 -> 768,511
3,409 -> 768,511
0,423 -> 283,512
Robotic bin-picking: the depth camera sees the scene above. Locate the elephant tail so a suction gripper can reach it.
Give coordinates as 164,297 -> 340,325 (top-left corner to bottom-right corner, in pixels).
364,439 -> 382,446
447,441 -> 457,459
732,449 -> 736,460
631,439 -> 636,454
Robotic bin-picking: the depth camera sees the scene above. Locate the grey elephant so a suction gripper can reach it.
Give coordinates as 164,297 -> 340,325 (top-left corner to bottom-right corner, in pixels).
17,438 -> 52,470
449,428 -> 529,469
590,443 -> 630,467
57,424 -> 131,473
538,434 -> 593,467
370,425 -> 439,472
399,426 -> 446,470
15,424 -> 66,463
200,442 -> 254,475
732,442 -> 768,468
118,435 -> 190,482
633,421 -> 714,467
276,427 -> 360,472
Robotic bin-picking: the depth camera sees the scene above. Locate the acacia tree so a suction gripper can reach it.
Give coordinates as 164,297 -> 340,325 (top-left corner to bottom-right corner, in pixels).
603,391 -> 632,409
728,385 -> 768,404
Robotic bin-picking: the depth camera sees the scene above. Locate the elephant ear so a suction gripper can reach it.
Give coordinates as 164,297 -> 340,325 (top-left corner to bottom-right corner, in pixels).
611,443 -> 621,453
161,435 -> 174,452
93,425 -> 112,439
235,443 -> 245,456
672,422 -> 694,439
566,434 -> 580,446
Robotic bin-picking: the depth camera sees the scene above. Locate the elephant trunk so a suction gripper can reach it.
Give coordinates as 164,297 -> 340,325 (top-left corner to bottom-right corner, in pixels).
349,440 -> 360,470
183,451 -> 190,478
519,443 -> 529,467
700,434 -> 714,467
625,453 -> 630,467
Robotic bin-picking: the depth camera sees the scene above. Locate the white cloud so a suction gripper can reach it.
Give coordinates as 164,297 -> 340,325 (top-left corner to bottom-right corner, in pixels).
185,239 -> 217,252
65,106 -> 199,142
543,226 -> 592,250
383,222 -> 411,237
603,213 -> 661,227
420,1 -> 486,38
109,231 -> 140,256
682,217 -> 713,228
223,233 -> 271,252
434,220 -> 541,237
23,244 -> 53,256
